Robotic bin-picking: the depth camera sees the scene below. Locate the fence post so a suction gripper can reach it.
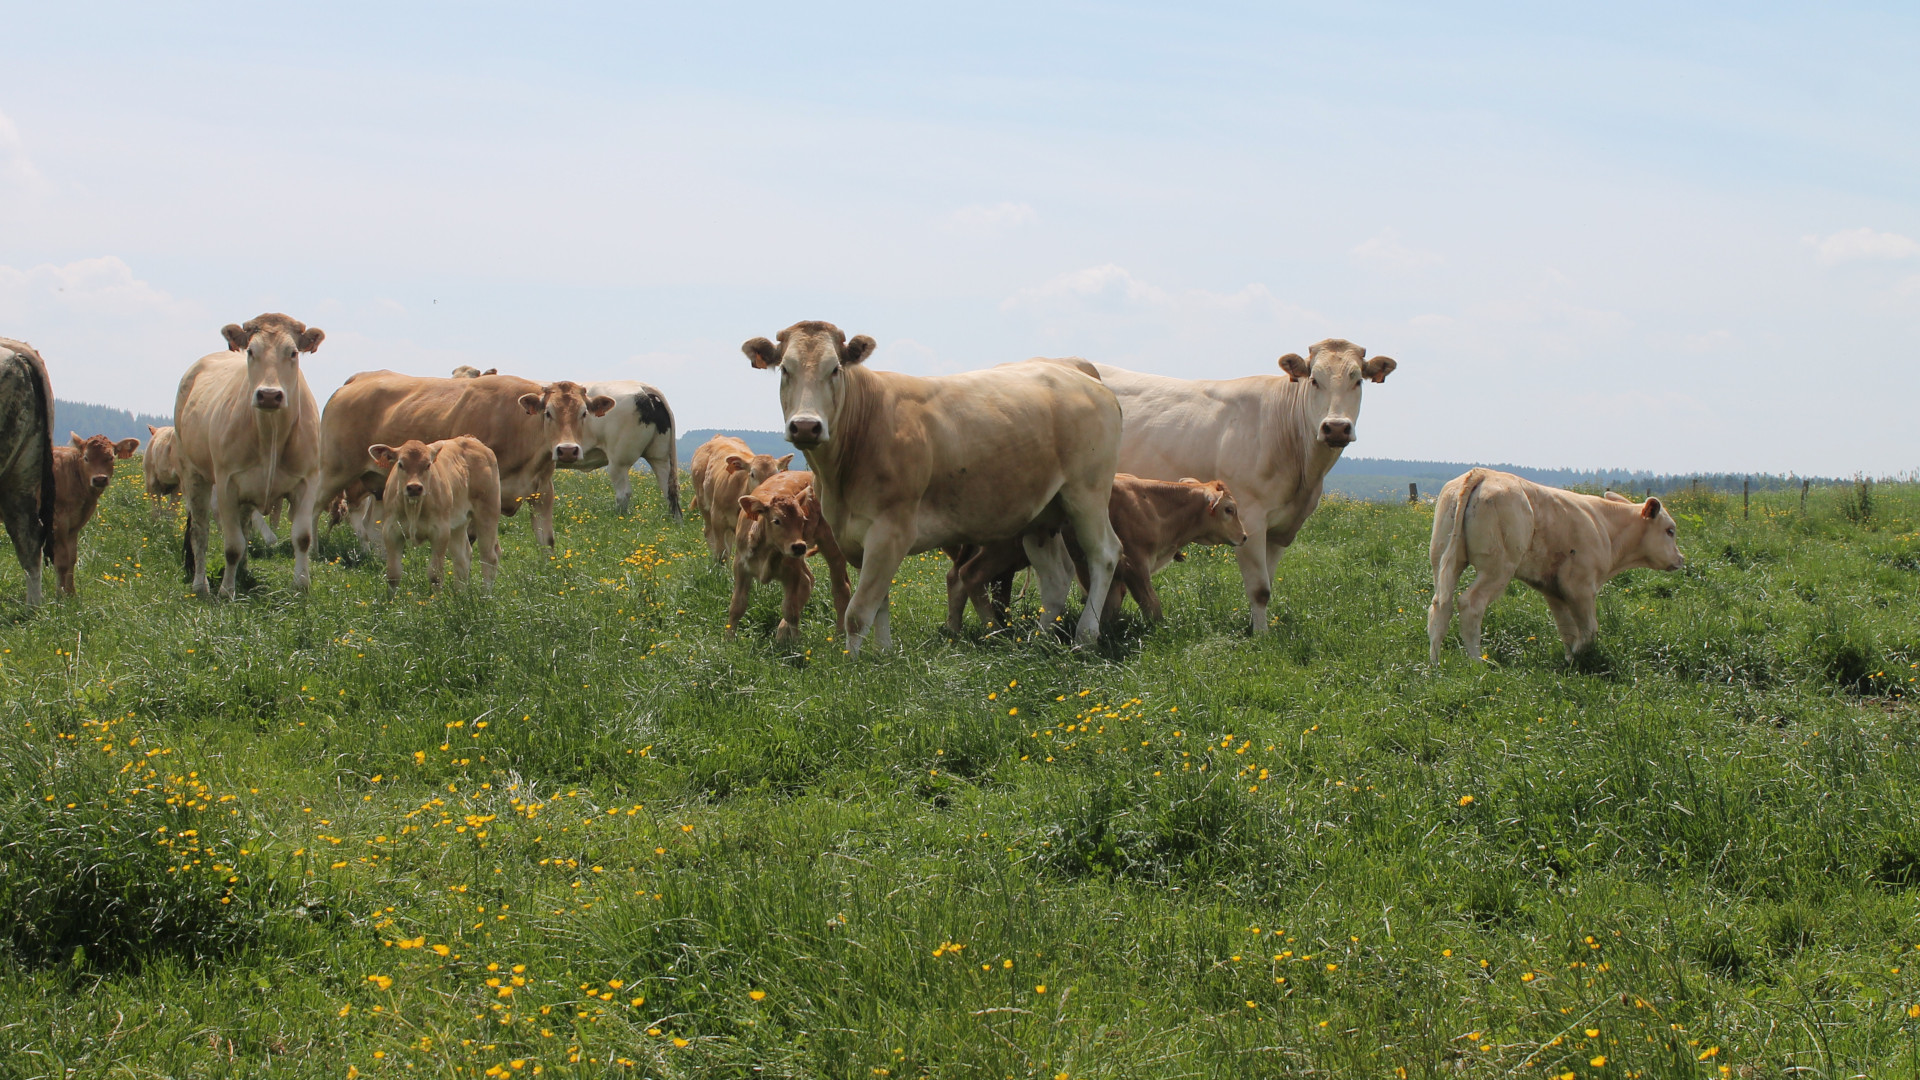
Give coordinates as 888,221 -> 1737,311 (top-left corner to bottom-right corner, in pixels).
1743,478 -> 1750,520
1407,482 -> 1418,504
1801,478 -> 1809,513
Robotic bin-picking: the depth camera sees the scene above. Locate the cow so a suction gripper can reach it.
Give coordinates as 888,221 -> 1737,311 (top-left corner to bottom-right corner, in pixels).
317,373 -> 613,553
741,321 -> 1122,656
0,338 -> 55,606
1093,338 -> 1398,634
726,470 -> 852,641
557,380 -> 680,518
945,475 -> 1249,631
174,314 -> 325,598
450,365 -> 497,379
47,433 -> 140,596
368,436 -> 502,596
689,434 -> 791,562
144,423 -> 284,542
1428,469 -> 1684,663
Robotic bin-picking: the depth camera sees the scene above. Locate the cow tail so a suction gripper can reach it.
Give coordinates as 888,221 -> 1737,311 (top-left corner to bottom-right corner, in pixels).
649,391 -> 681,518
1441,468 -> 1489,575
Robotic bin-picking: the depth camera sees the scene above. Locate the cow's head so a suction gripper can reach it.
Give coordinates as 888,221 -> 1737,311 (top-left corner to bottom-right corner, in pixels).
742,321 -> 877,450
517,381 -> 615,464
222,313 -> 323,413
70,432 -> 139,491
726,452 -> 793,489
369,440 -> 438,500
1277,338 -> 1395,449
1180,477 -> 1249,547
1607,492 -> 1685,572
739,492 -> 812,560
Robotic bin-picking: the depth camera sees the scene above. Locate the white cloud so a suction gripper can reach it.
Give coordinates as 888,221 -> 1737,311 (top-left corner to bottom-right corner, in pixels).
0,257 -> 186,320
1350,229 -> 1442,272
1808,227 -> 1920,266
940,201 -> 1038,234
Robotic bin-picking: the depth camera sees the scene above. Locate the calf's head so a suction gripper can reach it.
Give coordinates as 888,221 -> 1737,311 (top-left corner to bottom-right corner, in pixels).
1609,493 -> 1685,572
369,440 -> 438,501
726,452 -> 794,489
517,381 -> 615,464
741,321 -> 877,450
739,493 -> 812,560
1180,478 -> 1249,547
70,432 -> 139,491
1277,338 -> 1395,449
222,313 -> 323,412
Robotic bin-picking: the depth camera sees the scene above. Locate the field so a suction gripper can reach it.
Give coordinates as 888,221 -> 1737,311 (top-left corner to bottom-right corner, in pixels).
1,468 -> 1917,1079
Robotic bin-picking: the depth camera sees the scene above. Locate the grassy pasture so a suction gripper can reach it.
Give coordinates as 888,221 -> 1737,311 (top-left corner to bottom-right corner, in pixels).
0,468 -> 1916,1079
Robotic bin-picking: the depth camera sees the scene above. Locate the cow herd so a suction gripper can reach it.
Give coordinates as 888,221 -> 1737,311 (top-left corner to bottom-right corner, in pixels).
0,315 -> 1687,663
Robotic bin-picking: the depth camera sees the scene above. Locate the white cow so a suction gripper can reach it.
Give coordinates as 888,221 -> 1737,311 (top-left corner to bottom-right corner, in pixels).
1094,338 -> 1397,633
558,380 -> 680,518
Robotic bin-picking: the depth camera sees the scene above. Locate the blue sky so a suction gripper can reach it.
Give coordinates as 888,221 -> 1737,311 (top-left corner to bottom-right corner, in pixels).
2,2 -> 1915,473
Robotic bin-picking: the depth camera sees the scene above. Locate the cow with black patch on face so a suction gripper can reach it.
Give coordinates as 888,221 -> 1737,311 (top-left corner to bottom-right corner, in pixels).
742,320 -> 1124,655
368,436 -> 502,596
1093,337 -> 1399,634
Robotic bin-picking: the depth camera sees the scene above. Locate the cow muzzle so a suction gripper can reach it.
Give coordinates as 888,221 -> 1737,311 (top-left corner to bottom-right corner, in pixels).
254,387 -> 287,410
1319,418 -> 1355,447
90,475 -> 110,490
787,541 -> 808,558
405,482 -> 425,498
786,416 -> 825,447
553,443 -> 582,463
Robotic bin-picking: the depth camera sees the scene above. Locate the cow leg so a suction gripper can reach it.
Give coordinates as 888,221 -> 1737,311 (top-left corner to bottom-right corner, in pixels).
428,532 -> 450,593
1232,521 -> 1273,634
1428,546 -> 1468,667
1455,563 -> 1515,661
184,476 -> 213,598
289,479 -> 317,591
215,488 -> 249,599
353,496 -> 380,552
843,517 -> 912,657
1119,558 -> 1160,622
643,444 -> 682,522
475,506 -> 501,591
776,561 -> 814,642
870,597 -> 893,652
1023,532 -> 1075,638
0,488 -> 44,607
51,529 -> 77,597
725,566 -> 754,638
250,509 -> 279,547
1550,592 -> 1600,660
942,546 -> 973,634
609,459 -> 635,516
533,476 -> 557,550
450,527 -> 473,588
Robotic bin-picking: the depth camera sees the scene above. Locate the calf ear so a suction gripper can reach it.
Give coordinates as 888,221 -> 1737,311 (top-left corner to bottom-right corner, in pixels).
368,444 -> 399,468
587,394 -> 617,417
1362,355 -> 1397,383
1278,353 -> 1311,381
518,393 -> 544,415
775,453 -> 795,470
737,495 -> 765,520
70,432 -> 86,449
427,444 -> 443,464
724,454 -> 748,474
1603,491 -> 1629,503
742,337 -> 781,369
842,335 -> 877,365
481,368 -> 497,376
114,438 -> 140,459
1641,496 -> 1663,520
222,323 -> 249,352
1178,476 -> 1202,484
296,327 -> 326,353
147,424 -> 158,436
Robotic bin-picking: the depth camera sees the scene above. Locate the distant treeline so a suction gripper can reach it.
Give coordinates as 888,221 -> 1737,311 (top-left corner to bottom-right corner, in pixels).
1328,457 -> 1872,497
53,400 -> 173,444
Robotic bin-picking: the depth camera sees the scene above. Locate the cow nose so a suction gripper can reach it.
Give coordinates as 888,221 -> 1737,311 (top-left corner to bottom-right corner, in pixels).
554,443 -> 581,463
405,483 -> 424,497
1320,419 -> 1354,445
254,387 -> 286,410
788,542 -> 807,557
787,416 -> 824,444
91,475 -> 109,489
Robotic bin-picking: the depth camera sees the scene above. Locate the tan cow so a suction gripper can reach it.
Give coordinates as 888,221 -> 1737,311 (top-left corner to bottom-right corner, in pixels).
742,321 -> 1122,655
1428,469 -> 1685,663
1095,338 -> 1399,633
689,434 -> 792,562
174,314 -> 325,597
946,475 -> 1249,630
317,373 -> 613,552
145,423 -> 283,541
47,433 -> 139,596
726,470 -> 851,641
369,436 -> 502,595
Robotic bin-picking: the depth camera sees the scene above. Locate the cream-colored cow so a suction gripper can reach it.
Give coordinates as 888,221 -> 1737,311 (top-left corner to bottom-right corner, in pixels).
1428,468 -> 1684,663
742,320 -> 1122,656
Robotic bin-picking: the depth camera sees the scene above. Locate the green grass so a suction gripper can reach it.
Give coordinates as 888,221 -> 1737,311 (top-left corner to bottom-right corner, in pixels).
0,470 -> 1917,1079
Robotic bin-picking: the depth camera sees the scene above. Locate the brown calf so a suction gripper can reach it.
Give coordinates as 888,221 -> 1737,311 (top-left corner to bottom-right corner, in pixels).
369,436 -> 503,596
49,432 -> 140,596
690,434 -> 792,562
726,471 -> 851,641
946,474 -> 1248,631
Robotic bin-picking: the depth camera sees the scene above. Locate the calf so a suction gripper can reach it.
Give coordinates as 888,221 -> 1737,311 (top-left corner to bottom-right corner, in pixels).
49,433 -> 140,596
1428,468 -> 1684,663
369,436 -> 502,595
946,475 -> 1249,631
726,471 -> 851,641
690,434 -> 791,562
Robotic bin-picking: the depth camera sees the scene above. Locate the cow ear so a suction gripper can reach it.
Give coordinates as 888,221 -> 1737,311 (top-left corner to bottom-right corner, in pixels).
1603,491 -> 1629,503
842,335 -> 877,365
1278,353 -> 1311,381
427,444 -> 444,464
587,395 -> 617,417
114,438 -> 140,459
296,327 -> 326,353
222,323 -> 250,352
737,495 -> 765,519
147,424 -> 158,436
742,337 -> 781,370
1178,476 -> 1201,484
518,393 -> 544,415
481,368 -> 497,376
368,444 -> 398,468
1207,488 -> 1225,513
1362,355 -> 1396,383
724,455 -> 748,474
70,432 -> 86,449
775,453 -> 794,470
1641,496 -> 1663,520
